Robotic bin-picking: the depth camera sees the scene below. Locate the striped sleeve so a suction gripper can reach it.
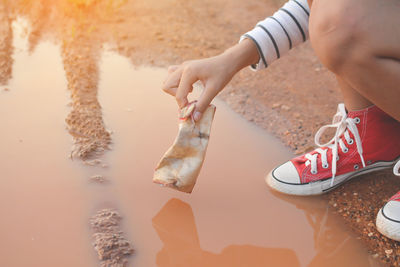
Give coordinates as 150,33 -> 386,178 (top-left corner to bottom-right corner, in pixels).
240,0 -> 310,70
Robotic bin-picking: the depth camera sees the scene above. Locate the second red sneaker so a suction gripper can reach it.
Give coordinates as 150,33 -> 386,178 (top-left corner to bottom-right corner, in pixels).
266,104 -> 400,196
376,161 -> 400,241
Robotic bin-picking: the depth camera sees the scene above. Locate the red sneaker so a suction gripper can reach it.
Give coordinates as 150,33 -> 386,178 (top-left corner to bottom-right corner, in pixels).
266,104 -> 400,195
376,161 -> 400,241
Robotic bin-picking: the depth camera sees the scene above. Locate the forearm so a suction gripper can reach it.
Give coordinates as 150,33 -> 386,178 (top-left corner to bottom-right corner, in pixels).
220,39 -> 260,73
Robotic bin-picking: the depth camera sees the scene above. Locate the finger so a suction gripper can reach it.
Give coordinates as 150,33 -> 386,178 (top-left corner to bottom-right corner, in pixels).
163,87 -> 178,96
164,65 -> 180,85
175,67 -> 198,109
162,67 -> 183,96
167,65 -> 179,74
193,85 -> 218,121
163,66 -> 182,87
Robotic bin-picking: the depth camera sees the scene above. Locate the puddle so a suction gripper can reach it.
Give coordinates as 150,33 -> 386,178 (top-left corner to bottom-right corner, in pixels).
98,53 -> 381,267
0,23 -> 96,267
0,11 -> 382,267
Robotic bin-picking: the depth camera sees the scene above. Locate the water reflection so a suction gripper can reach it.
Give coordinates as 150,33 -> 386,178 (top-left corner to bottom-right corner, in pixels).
153,198 -> 301,267
268,191 -> 378,267
153,194 -> 382,267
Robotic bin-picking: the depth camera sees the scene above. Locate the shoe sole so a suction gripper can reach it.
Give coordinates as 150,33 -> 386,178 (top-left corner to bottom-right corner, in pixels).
376,207 -> 400,241
266,158 -> 399,196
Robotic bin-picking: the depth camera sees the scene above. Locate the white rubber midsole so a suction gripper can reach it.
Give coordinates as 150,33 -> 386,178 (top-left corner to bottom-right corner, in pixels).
376,208 -> 400,242
266,159 -> 398,196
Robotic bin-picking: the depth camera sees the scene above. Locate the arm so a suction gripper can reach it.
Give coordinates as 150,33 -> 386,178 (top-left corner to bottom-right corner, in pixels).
162,39 -> 259,121
163,0 -> 311,120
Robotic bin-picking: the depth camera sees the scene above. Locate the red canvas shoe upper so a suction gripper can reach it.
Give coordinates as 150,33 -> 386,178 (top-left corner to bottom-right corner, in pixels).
389,191 -> 400,202
388,161 -> 400,204
291,104 -> 400,184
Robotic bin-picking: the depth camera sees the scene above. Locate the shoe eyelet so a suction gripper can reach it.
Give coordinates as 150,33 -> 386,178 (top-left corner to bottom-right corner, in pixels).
336,155 -> 340,161
343,148 -> 349,153
322,163 -> 329,169
354,164 -> 359,170
354,117 -> 361,124
348,139 -> 354,145
311,169 -> 318,174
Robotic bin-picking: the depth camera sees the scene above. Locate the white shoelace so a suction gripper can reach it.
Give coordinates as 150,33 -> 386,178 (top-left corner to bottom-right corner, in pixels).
394,160 -> 400,177
305,104 -> 366,186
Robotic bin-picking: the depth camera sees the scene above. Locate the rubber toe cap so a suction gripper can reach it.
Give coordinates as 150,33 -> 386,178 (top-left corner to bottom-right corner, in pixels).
382,201 -> 400,222
272,161 -> 301,185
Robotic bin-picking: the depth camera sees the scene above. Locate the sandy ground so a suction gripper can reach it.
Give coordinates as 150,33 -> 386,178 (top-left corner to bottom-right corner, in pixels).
90,209 -> 134,267
3,0 -> 399,265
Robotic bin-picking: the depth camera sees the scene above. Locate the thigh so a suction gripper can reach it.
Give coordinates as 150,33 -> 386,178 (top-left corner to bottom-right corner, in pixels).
310,0 -> 400,59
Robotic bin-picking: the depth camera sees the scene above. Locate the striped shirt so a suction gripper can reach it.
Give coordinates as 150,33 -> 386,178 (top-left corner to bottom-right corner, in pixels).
241,0 -> 310,70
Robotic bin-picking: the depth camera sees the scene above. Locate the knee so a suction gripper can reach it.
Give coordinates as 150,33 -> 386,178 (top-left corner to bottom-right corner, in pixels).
309,1 -> 369,74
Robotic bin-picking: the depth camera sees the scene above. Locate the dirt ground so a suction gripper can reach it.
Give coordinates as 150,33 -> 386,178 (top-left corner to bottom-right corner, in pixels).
4,0 -> 400,265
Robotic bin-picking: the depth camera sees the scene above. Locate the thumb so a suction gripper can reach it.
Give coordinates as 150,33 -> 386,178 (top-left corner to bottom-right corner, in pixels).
193,86 -> 218,121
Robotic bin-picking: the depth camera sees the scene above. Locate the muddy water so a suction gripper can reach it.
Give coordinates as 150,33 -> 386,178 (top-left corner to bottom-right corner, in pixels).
0,23 -> 97,266
0,18 -> 381,267
98,53 -> 381,267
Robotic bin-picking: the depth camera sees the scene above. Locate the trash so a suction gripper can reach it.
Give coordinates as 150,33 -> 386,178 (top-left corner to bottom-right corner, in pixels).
153,103 -> 215,193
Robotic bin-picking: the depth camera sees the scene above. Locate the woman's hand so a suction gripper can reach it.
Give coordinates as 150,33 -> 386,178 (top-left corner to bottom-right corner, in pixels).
162,39 -> 259,121
162,54 -> 236,121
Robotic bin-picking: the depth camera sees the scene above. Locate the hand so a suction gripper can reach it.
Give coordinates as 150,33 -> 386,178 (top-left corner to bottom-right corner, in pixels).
162,39 -> 259,121
162,55 -> 236,121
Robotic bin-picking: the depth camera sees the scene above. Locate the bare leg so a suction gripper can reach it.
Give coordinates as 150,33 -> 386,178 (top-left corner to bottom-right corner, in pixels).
309,0 -> 400,121
336,77 -> 372,111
